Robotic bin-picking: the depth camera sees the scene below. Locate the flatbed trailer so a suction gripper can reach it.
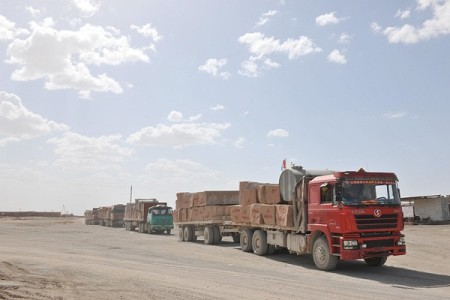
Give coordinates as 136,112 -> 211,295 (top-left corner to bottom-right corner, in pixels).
175,220 -> 240,244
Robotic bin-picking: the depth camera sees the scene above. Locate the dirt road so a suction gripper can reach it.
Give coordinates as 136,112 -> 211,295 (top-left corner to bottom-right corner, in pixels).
1,217 -> 449,299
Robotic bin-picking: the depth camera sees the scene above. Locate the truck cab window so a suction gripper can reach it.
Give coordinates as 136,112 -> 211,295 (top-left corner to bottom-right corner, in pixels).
320,184 -> 334,203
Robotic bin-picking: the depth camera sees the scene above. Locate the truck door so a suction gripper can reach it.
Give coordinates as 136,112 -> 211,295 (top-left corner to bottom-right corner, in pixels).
317,183 -> 340,231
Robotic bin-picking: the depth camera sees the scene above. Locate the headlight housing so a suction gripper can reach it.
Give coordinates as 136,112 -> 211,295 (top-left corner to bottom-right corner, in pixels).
343,240 -> 359,250
397,236 -> 406,246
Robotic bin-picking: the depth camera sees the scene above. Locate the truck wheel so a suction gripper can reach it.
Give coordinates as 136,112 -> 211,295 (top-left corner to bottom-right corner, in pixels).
213,226 -> 221,244
179,227 -> 185,242
312,236 -> 338,271
232,234 -> 240,243
204,226 -> 214,245
166,229 -> 171,235
240,228 -> 254,252
252,230 -> 268,256
184,226 -> 194,242
364,257 -> 387,267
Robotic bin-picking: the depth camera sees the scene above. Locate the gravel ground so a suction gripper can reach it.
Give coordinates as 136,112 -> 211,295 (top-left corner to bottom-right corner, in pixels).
0,217 -> 449,299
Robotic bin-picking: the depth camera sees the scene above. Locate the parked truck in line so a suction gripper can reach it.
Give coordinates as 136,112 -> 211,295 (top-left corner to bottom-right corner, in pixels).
96,204 -> 126,227
84,208 -> 99,225
175,166 -> 406,271
124,199 -> 173,234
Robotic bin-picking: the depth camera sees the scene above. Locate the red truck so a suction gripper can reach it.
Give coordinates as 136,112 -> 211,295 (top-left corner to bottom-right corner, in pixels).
177,166 -> 406,271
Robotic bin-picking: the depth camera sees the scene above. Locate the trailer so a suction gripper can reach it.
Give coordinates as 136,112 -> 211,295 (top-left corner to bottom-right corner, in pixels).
84,208 -> 99,225
176,220 -> 240,244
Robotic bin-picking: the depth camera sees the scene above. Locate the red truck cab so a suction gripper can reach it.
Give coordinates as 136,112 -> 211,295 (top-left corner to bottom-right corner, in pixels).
307,169 -> 406,267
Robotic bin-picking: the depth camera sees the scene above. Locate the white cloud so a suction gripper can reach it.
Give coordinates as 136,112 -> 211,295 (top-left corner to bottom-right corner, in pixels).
383,112 -> 407,119
238,60 -> 260,77
267,128 -> 289,138
72,0 -> 101,18
6,19 -> 150,98
238,32 -> 321,77
338,32 -> 352,44
210,104 -> 225,111
396,9 -> 411,19
0,15 -> 29,41
25,6 -> 42,18
255,10 -> 278,27
379,0 -> 450,44
127,121 -> 231,148
141,158 -> 235,193
131,23 -> 162,42
167,111 -> 183,122
233,137 -> 245,149
198,58 -> 231,80
371,22 -> 382,34
239,32 -> 322,60
47,132 -> 134,171
0,91 -> 69,145
315,12 -> 344,26
327,49 -> 347,64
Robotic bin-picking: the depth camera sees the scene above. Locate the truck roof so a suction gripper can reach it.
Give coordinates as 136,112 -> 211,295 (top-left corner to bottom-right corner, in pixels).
310,169 -> 398,184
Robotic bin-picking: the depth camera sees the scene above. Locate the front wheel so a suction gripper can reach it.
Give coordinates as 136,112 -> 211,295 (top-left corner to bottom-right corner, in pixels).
364,256 -> 387,267
312,236 -> 338,271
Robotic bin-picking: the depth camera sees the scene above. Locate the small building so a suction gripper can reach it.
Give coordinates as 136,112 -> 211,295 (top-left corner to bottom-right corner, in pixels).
402,195 -> 450,223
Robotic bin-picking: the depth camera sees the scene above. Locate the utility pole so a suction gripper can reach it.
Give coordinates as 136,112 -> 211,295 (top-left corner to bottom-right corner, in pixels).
130,185 -> 133,203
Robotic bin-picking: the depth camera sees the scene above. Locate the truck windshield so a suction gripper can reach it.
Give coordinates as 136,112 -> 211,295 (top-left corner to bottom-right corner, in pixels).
341,181 -> 400,206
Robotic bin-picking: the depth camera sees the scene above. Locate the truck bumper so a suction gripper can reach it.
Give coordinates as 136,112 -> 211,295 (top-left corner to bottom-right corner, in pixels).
339,235 -> 406,260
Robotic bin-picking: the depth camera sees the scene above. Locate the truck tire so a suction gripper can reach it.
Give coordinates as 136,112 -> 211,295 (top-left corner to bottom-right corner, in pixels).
213,226 -> 221,244
364,257 -> 387,267
312,236 -> 338,271
179,227 -> 185,242
252,230 -> 268,256
204,226 -> 214,245
184,226 -> 194,242
166,229 -> 171,235
240,228 -> 253,252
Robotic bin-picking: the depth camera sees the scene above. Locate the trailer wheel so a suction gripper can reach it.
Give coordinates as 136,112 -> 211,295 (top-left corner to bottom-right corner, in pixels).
184,226 -> 194,242
213,226 -> 221,244
204,226 -> 214,245
178,227 -> 185,242
232,234 -> 240,243
312,236 -> 338,271
240,228 -> 254,252
252,230 -> 268,256
364,256 -> 387,267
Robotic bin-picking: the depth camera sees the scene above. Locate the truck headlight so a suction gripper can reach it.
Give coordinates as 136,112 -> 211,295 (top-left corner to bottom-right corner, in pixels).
343,240 -> 359,250
397,236 -> 406,246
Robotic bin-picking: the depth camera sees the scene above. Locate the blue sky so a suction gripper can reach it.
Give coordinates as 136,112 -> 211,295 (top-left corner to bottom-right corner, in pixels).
1,0 -> 449,215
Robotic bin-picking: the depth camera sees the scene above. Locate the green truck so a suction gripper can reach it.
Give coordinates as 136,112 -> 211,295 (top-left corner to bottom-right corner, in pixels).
124,199 -> 173,234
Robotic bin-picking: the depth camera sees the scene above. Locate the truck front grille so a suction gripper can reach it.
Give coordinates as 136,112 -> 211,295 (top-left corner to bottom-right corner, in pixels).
365,239 -> 395,248
354,214 -> 398,230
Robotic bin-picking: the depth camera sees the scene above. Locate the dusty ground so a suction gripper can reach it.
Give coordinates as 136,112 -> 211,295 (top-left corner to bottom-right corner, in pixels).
0,217 -> 449,299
